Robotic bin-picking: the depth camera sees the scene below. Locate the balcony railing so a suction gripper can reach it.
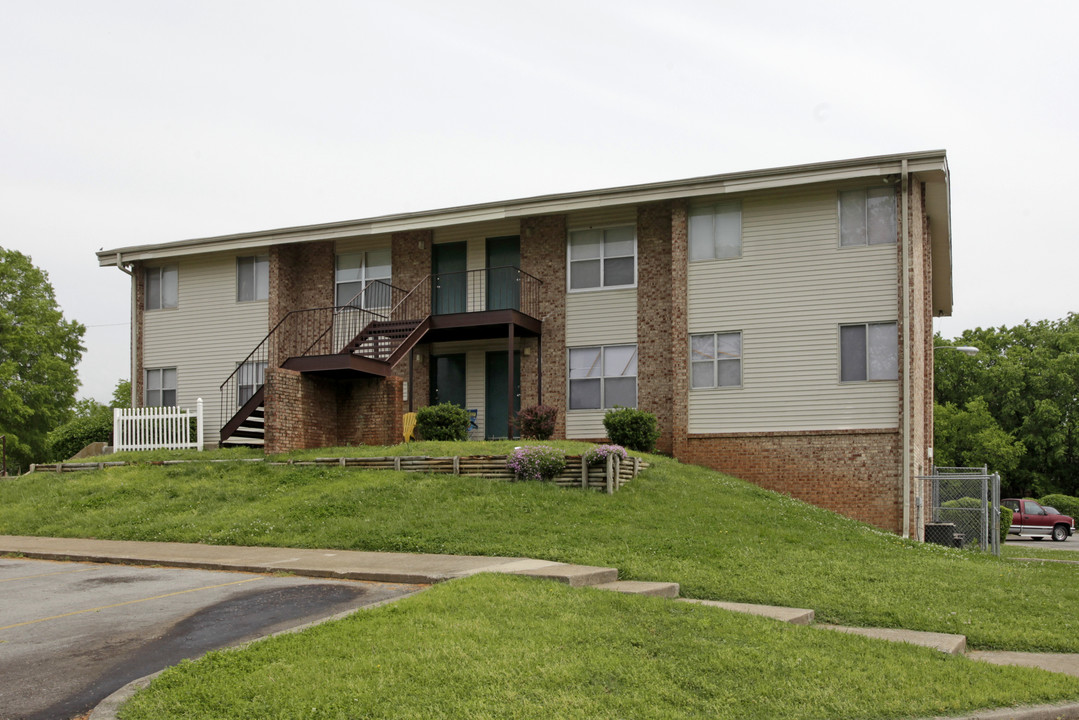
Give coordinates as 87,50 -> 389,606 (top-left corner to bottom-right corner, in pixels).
430,266 -> 541,318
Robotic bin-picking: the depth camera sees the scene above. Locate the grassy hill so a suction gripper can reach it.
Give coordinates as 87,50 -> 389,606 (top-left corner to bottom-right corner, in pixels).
4,441 -> 1077,652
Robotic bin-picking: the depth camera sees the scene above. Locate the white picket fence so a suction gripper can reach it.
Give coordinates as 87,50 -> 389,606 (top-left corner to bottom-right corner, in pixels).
113,399 -> 204,452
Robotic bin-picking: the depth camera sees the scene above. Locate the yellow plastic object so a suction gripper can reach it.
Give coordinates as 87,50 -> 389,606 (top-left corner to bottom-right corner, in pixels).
403,412 -> 417,442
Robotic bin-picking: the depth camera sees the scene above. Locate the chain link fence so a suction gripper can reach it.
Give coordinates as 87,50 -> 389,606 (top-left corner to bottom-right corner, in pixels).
920,466 -> 1001,555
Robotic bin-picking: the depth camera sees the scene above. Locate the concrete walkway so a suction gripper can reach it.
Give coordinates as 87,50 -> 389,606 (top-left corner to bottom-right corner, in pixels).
2,535 -> 1078,720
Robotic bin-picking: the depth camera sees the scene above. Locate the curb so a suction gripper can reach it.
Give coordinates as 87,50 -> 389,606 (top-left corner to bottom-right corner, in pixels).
918,703 -> 1079,720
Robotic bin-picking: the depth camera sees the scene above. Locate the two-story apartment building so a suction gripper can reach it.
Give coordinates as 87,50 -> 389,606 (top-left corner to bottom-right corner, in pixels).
98,151 -> 952,538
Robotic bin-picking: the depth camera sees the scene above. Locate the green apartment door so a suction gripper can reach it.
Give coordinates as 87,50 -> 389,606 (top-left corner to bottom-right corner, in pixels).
486,236 -> 520,311
430,354 -> 466,409
433,242 -> 467,315
485,351 -> 520,440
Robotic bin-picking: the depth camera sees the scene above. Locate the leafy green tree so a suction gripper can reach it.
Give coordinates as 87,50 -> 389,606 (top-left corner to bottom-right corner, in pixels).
0,248 -> 85,471
111,378 -> 132,409
935,314 -> 1079,496
933,398 -> 1024,475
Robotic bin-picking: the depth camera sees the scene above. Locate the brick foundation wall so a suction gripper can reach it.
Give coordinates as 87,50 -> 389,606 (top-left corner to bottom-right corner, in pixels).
340,375 -> 404,446
682,429 -> 903,532
521,214 -> 568,437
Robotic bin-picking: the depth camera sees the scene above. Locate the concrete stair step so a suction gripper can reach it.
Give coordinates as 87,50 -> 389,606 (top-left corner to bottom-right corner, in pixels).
513,564 -> 618,587
592,580 -> 680,598
677,598 -> 815,625
817,624 -> 967,654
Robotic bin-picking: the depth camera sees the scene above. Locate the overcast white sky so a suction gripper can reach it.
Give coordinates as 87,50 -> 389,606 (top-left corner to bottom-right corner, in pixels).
2,0 -> 1077,402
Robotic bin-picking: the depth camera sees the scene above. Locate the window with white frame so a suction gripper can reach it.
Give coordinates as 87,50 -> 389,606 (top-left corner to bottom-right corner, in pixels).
689,201 -> 742,261
840,322 -> 898,382
839,187 -> 897,247
568,344 -> 637,409
568,226 -> 636,290
237,360 -> 267,406
336,249 -> 392,309
236,255 -> 269,302
145,368 -> 177,407
145,266 -> 178,310
690,332 -> 742,388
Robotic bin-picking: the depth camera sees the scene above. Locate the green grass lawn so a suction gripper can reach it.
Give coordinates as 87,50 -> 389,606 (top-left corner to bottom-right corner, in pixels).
117,574 -> 1079,720
2,442 -> 1078,653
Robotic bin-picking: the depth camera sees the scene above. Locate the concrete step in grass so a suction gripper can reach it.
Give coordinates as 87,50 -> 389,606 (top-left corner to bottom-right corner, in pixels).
592,580 -> 680,598
513,564 -> 619,587
677,598 -> 815,625
818,624 -> 967,655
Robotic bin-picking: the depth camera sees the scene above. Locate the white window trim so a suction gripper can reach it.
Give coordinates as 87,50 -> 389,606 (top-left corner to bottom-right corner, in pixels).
566,225 -> 638,293
236,255 -> 269,303
837,187 -> 898,248
144,367 -> 177,407
567,344 -> 638,411
688,200 -> 743,262
689,331 -> 743,390
144,265 -> 178,311
839,321 -> 899,383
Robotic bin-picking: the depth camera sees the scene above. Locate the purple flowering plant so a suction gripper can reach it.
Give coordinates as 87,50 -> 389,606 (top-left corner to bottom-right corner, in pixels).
506,445 -> 567,481
582,444 -> 628,467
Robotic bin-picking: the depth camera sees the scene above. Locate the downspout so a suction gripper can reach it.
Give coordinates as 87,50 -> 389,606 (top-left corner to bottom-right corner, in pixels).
115,253 -> 136,407
901,160 -> 911,538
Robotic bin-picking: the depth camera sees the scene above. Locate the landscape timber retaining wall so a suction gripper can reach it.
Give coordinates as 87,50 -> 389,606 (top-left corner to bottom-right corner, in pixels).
26,455 -> 648,493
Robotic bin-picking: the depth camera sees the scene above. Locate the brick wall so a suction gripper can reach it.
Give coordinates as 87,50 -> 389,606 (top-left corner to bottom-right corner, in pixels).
391,229 -> 433,407
134,262 -> 145,407
636,201 -> 674,454
682,429 -> 903,532
268,241 -> 334,329
521,214 -> 567,437
669,201 -> 690,458
265,367 -> 403,452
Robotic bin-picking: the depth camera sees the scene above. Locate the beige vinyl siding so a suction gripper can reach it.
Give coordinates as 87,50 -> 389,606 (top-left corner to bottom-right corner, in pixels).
143,252 -> 270,446
429,339 -> 516,440
688,186 -> 898,432
565,288 -> 637,439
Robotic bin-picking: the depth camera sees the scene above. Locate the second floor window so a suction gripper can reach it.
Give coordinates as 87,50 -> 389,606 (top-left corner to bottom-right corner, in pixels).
236,255 -> 269,302
568,226 -> 636,290
145,265 -> 178,310
839,187 -> 897,247
689,201 -> 742,261
336,249 -> 392,309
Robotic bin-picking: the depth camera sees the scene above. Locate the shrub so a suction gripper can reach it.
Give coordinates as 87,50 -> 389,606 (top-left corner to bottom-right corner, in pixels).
602,407 -> 660,453
515,405 -> 557,440
582,444 -> 628,467
1000,505 -> 1014,545
47,409 -> 114,461
1038,494 -> 1079,520
506,445 -> 566,481
415,403 -> 470,442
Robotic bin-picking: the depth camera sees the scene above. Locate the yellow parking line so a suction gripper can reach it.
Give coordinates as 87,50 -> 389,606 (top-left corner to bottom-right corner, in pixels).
0,567 -> 93,583
0,577 -> 262,631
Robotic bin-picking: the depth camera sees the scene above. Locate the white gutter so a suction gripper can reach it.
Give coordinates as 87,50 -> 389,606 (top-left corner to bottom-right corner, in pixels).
901,159 -> 911,539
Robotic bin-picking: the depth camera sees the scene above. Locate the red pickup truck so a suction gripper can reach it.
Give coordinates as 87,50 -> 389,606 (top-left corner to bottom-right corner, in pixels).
1002,498 -> 1075,541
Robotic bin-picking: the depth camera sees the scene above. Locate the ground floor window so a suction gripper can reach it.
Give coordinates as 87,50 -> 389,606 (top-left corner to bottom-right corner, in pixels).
690,331 -> 742,388
840,322 -> 898,382
145,367 -> 177,407
237,361 -> 267,406
568,344 -> 637,409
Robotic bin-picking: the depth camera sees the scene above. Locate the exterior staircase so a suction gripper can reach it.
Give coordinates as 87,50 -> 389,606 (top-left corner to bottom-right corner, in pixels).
341,319 -> 423,361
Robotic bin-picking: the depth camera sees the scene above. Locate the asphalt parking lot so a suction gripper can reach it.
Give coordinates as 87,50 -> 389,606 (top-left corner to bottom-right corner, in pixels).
0,557 -> 422,720
1005,536 -> 1079,552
